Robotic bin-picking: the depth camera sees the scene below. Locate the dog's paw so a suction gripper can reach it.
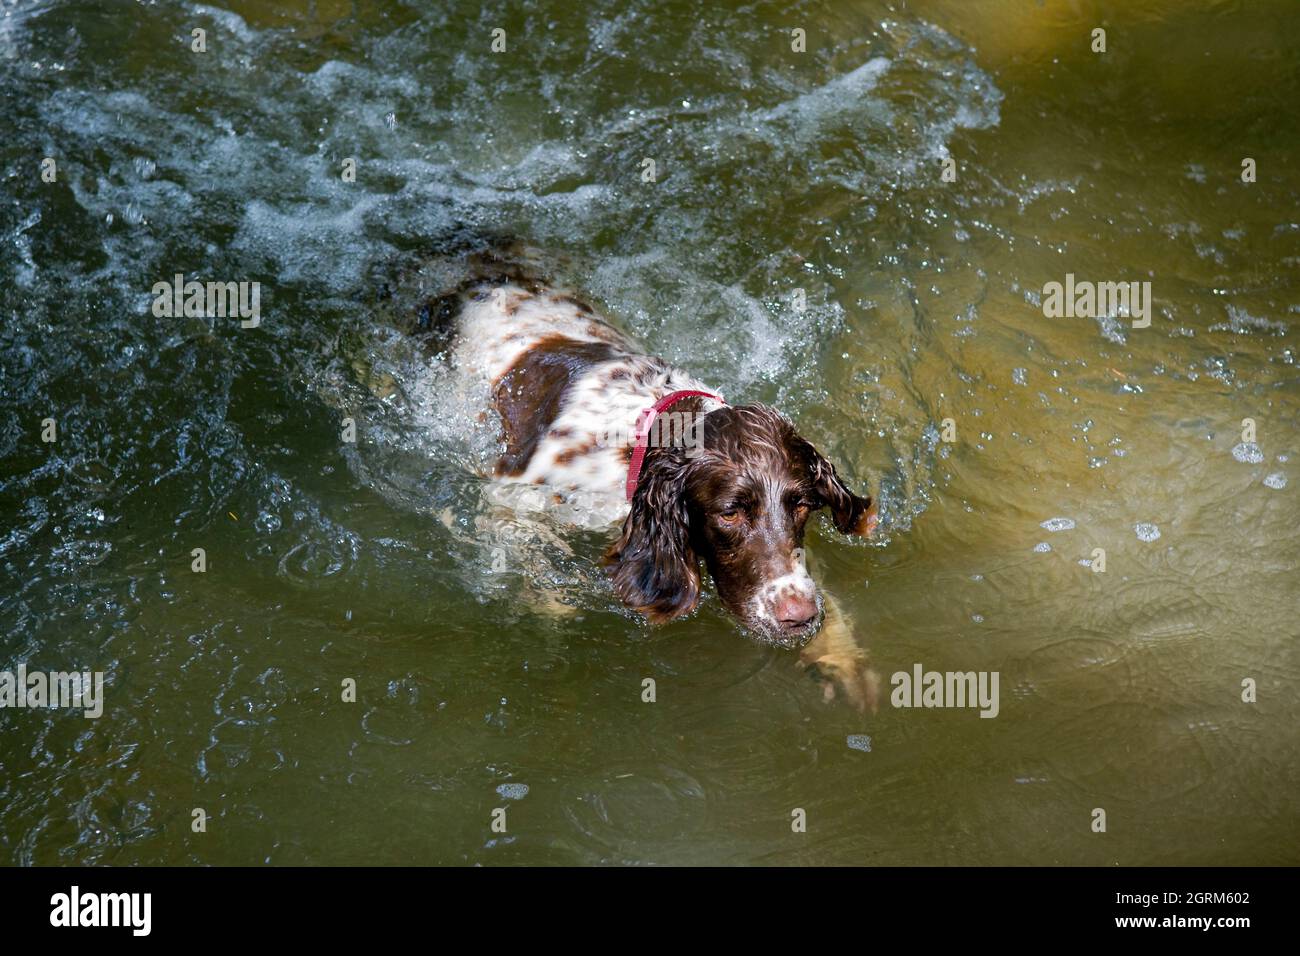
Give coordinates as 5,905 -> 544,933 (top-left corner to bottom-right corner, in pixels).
523,589 -> 581,620
798,650 -> 880,715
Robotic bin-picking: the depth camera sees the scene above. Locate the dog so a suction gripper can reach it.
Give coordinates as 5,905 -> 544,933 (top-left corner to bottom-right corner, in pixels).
392,243 -> 880,708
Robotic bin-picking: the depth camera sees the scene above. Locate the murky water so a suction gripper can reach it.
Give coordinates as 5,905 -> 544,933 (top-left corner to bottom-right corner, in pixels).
2,0 -> 1297,865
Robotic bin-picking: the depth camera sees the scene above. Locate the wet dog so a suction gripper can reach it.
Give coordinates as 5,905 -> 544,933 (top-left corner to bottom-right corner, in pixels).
394,244 -> 880,707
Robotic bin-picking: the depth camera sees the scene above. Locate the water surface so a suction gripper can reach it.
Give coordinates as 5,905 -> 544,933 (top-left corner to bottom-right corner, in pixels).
1,0 -> 1297,865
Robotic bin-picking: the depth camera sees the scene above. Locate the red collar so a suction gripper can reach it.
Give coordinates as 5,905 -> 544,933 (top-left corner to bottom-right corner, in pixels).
625,390 -> 725,501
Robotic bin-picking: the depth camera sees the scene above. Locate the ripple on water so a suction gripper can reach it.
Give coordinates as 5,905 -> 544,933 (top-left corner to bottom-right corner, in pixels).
561,766 -> 709,864
275,525 -> 361,586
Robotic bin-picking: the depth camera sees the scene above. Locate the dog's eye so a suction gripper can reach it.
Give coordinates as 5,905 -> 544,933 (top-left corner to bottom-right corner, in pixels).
717,508 -> 743,524
792,497 -> 817,517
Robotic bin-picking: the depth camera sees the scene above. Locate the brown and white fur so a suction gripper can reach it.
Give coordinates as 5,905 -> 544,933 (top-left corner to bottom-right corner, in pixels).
408,246 -> 879,708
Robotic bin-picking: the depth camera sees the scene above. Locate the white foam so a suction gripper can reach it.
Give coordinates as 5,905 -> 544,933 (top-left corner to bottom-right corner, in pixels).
1232,442 -> 1265,464
1134,523 -> 1161,542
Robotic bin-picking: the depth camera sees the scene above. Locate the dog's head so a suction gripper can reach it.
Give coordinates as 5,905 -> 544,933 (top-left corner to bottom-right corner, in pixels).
605,403 -> 875,646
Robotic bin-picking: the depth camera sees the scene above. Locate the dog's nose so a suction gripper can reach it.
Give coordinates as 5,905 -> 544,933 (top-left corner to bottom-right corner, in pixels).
776,595 -> 818,629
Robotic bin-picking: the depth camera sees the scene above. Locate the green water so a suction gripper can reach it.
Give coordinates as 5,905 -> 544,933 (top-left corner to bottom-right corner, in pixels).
1,0 -> 1297,865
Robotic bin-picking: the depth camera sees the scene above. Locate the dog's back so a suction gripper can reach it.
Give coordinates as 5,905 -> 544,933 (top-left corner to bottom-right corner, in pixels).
400,241 -> 716,505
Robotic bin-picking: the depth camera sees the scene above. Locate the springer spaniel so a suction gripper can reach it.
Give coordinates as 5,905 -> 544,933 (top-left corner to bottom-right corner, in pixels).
402,244 -> 880,707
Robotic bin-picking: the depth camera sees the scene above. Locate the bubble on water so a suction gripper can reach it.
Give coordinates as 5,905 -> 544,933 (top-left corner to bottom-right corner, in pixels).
971,613 -> 984,623
1211,305 -> 1288,335
1134,522 -> 1161,542
1263,473 -> 1287,489
1033,542 -> 1051,553
846,735 -> 872,752
1040,517 -> 1075,532
1012,367 -> 1027,385
1232,442 -> 1264,463
254,511 -> 282,534
1095,314 -> 1127,345
496,783 -> 529,801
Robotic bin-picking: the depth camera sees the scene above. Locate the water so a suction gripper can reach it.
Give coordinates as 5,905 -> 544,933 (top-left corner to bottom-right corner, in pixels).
1,0 -> 1297,865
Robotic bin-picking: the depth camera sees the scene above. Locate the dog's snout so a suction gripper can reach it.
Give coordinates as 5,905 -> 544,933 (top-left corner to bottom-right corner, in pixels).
776,594 -> 818,629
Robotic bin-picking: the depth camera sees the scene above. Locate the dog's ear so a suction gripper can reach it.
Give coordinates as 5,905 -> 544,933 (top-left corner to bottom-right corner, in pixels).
803,439 -> 875,536
604,450 -> 701,623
